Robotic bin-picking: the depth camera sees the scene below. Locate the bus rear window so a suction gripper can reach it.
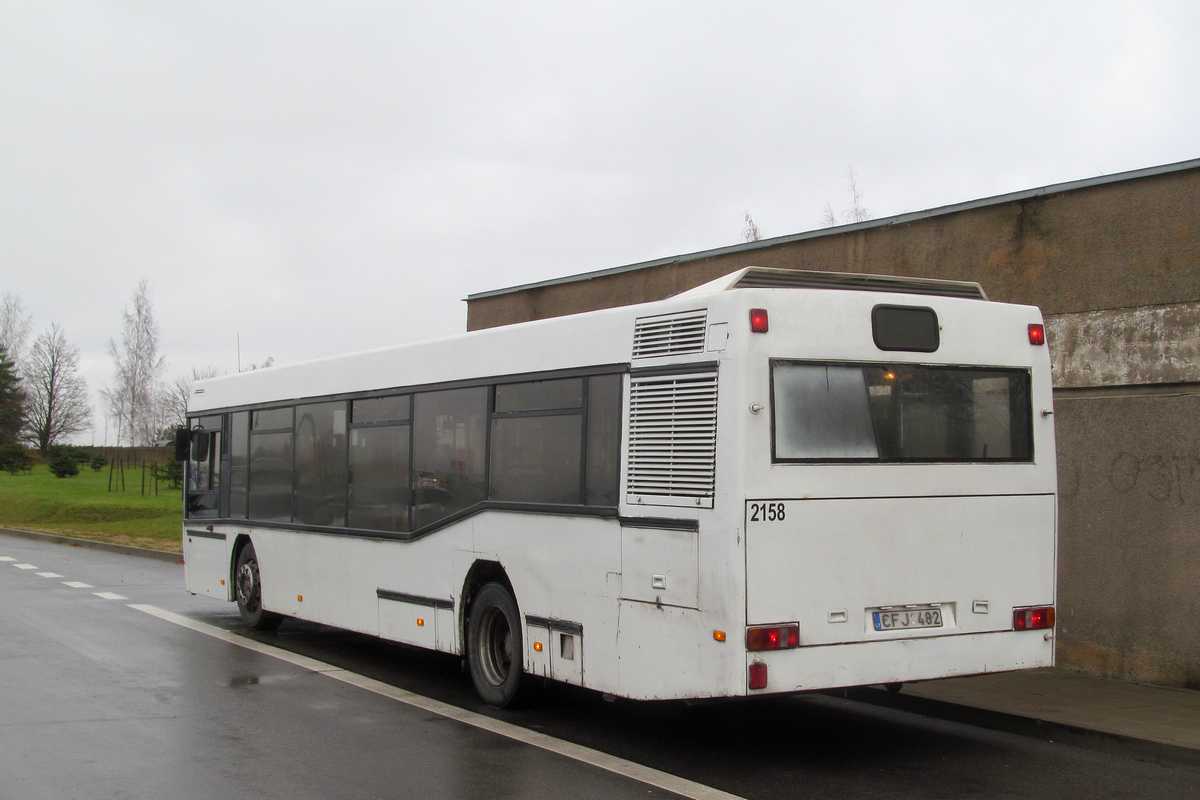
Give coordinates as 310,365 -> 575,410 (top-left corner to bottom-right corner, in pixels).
771,361 -> 1032,462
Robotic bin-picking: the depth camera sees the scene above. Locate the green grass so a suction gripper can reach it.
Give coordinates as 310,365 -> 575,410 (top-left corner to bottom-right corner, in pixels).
0,463 -> 183,552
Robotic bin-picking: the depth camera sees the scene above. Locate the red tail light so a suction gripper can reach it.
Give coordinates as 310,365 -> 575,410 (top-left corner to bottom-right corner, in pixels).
750,308 -> 769,333
746,624 -> 799,651
1013,606 -> 1055,630
748,662 -> 768,690
1028,324 -> 1045,346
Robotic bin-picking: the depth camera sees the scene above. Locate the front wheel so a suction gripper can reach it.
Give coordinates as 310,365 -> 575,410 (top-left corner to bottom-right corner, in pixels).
467,582 -> 523,707
234,542 -> 284,631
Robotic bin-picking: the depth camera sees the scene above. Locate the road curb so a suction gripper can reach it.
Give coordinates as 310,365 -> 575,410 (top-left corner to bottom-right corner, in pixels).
836,685 -> 1200,773
0,527 -> 183,563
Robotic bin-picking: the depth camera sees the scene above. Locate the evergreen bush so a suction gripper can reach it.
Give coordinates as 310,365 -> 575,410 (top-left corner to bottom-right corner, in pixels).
164,458 -> 183,489
48,452 -> 80,478
0,444 -> 32,475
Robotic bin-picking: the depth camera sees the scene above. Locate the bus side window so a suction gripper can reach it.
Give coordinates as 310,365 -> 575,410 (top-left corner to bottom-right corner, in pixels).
585,374 -> 621,506
413,388 -> 487,530
229,411 -> 249,519
348,394 -> 412,532
490,378 -> 584,505
294,402 -> 349,527
249,407 -> 294,522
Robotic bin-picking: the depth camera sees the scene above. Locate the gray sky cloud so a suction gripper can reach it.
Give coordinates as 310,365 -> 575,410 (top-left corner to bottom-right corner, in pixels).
1,1 -> 1197,443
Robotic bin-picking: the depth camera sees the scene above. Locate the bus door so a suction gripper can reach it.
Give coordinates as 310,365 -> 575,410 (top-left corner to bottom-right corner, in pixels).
183,415 -> 231,599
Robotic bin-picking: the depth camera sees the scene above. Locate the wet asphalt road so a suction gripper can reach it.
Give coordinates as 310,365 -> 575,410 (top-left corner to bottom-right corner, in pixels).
1,533 -> 1197,800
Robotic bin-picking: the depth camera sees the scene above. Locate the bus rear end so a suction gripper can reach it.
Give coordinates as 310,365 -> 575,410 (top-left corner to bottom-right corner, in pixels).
737,283 -> 1056,695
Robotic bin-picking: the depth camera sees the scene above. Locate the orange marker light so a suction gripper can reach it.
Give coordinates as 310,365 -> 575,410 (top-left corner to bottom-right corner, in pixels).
534,641 -> 543,651
713,630 -> 726,642
297,595 -> 303,602
416,618 -> 424,626
220,579 -> 225,585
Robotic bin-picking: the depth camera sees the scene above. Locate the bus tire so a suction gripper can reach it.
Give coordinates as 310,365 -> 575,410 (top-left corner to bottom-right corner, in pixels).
467,582 -> 523,707
234,542 -> 284,631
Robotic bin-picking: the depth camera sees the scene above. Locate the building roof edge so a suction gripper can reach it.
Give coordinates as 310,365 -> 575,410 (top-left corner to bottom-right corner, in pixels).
466,156 -> 1200,301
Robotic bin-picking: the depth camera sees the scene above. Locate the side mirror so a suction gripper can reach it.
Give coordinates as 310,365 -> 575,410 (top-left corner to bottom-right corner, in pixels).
191,430 -> 211,462
174,427 -> 190,461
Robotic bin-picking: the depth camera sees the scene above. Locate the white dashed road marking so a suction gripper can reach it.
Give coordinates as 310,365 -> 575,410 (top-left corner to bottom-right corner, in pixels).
36,572 -> 64,578
0,556 -> 15,561
13,564 -> 37,569
63,581 -> 93,588
130,604 -> 745,800
93,592 -> 128,600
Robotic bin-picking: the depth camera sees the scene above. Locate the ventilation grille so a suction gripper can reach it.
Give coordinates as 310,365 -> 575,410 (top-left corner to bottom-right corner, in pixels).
732,268 -> 987,300
632,309 -> 708,359
627,370 -> 718,507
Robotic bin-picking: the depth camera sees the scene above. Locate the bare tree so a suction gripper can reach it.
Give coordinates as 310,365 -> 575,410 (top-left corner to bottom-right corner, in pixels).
819,164 -> 872,227
104,280 -> 167,446
165,366 -> 223,429
742,211 -> 763,243
22,324 -> 92,450
845,165 -> 869,223
0,293 -> 33,369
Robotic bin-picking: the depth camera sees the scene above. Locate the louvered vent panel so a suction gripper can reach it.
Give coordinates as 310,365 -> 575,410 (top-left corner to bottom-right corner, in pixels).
632,309 -> 708,359
627,371 -> 718,503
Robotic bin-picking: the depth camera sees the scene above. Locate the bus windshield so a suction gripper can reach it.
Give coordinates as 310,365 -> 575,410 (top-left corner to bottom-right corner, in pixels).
771,360 -> 1032,462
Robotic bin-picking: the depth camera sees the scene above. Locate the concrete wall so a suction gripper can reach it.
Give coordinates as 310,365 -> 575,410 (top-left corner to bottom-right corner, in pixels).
467,165 -> 1200,329
465,162 -> 1200,688
1055,387 -> 1200,689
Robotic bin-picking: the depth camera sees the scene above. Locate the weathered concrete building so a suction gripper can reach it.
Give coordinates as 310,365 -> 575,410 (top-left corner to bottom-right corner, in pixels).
466,158 -> 1200,689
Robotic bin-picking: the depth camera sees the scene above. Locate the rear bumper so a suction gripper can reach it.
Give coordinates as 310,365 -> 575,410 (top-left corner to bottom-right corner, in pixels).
747,629 -> 1054,695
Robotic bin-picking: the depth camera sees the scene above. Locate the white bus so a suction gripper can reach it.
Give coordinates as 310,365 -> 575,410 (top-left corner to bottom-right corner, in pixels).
181,267 -> 1057,706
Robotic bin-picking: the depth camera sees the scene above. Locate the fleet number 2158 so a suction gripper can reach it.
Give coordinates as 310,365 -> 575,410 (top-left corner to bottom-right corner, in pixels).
749,502 -> 786,522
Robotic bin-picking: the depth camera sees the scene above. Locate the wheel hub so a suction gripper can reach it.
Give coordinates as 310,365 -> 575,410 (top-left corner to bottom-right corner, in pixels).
236,560 -> 259,611
478,607 -> 512,687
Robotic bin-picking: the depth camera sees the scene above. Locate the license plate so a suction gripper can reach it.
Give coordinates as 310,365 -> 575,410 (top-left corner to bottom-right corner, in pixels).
872,607 -> 943,631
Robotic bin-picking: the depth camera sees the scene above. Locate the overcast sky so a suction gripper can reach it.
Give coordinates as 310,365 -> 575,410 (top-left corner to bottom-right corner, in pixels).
2,1 -> 1198,443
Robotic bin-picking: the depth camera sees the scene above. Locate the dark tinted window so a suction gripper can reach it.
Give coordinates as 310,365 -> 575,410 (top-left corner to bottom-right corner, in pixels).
253,407 -> 293,430
585,373 -> 621,505
294,402 -> 348,526
872,305 -> 939,353
349,425 -> 411,531
249,430 -> 293,521
413,388 -> 487,529
490,415 -> 582,503
353,395 -> 410,424
228,411 -> 249,519
495,378 -> 583,412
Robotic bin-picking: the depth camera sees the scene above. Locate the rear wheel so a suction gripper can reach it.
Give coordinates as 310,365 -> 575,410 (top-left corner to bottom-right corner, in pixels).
234,542 -> 284,631
467,582 -> 523,707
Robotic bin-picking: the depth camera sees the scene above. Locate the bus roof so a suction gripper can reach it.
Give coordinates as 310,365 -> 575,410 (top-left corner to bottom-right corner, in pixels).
189,268 -> 1030,414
